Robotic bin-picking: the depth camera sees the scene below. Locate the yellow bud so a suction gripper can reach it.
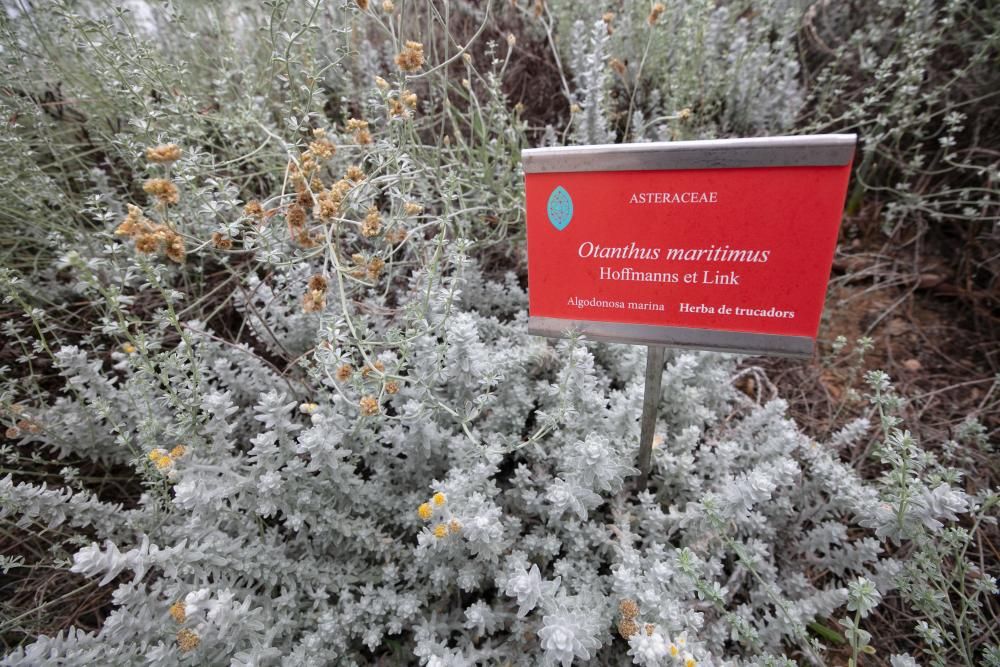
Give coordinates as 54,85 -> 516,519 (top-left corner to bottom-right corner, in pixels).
417,503 -> 433,520
432,492 -> 446,506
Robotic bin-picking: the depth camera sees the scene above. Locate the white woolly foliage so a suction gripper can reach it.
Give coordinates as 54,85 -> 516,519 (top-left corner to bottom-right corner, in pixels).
0,1 -> 995,666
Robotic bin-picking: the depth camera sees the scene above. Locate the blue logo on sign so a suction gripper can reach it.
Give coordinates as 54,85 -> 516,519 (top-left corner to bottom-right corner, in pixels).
547,186 -> 573,231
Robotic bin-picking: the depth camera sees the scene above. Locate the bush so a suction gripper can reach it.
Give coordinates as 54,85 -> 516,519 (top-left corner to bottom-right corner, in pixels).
0,1 -> 996,665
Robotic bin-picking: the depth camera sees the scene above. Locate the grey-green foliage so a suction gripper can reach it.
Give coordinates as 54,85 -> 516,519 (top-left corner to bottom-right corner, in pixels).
548,0 -> 807,142
803,0 -> 1000,233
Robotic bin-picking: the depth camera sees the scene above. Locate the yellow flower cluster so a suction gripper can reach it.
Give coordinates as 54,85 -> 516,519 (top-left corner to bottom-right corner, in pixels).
417,493 -> 461,538
169,600 -> 186,623
148,445 -> 187,471
617,600 -> 697,665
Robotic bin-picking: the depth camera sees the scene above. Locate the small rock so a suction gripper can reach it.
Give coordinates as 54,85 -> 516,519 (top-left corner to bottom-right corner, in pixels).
917,273 -> 945,288
886,318 -> 909,336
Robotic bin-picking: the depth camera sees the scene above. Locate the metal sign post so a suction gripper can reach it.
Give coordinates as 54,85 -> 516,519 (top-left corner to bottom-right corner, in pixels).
636,345 -> 665,491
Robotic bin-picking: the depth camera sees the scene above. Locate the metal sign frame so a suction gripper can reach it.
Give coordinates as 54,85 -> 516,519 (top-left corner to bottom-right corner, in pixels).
522,134 -> 856,358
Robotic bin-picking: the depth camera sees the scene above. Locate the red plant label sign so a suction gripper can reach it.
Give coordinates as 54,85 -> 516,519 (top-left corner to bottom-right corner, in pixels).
523,136 -> 856,356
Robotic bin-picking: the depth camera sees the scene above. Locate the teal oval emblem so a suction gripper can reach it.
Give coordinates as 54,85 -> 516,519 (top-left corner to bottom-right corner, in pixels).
547,186 -> 573,231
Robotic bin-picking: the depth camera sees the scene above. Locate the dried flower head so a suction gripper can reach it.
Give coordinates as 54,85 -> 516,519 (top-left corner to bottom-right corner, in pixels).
362,360 -> 385,377
176,628 -> 199,652
169,445 -> 187,459
645,624 -> 655,636
135,234 -> 159,254
115,204 -> 145,237
394,40 -> 425,72
354,0 -> 368,9
346,165 -> 365,182
16,419 -> 41,435
362,206 -> 382,237
448,519 -> 461,533
308,138 -> 336,160
382,0 -> 394,11
336,364 -> 354,382
164,235 -> 186,264
506,33 -> 516,48
315,189 -> 342,220
6,426 -> 21,439
401,90 -> 418,109
374,76 -> 390,91
403,202 -> 423,216
302,289 -> 326,313
143,178 -> 179,205
345,119 -> 372,145
168,600 -> 186,623
211,232 -> 232,249
287,204 -> 307,228
146,143 -> 182,163
243,200 -> 264,218
617,619 -> 638,639
385,380 -> 399,394
366,257 -> 385,280
388,97 -> 405,117
619,599 -> 639,619
432,523 -> 448,538
648,2 -> 665,25
610,58 -> 627,76
385,227 -> 407,244
359,395 -> 379,416
308,274 -> 329,292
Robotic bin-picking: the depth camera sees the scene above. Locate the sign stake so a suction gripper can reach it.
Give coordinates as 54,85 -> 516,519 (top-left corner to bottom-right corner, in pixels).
636,345 -> 665,491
